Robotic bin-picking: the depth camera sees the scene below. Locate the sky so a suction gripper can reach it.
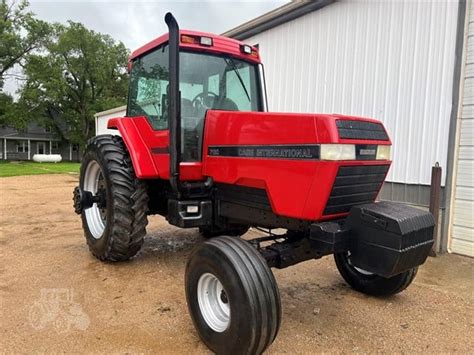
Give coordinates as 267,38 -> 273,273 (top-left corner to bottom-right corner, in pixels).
4,0 -> 288,96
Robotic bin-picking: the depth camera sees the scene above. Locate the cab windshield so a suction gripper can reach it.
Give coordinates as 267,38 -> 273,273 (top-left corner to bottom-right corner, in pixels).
127,46 -> 263,161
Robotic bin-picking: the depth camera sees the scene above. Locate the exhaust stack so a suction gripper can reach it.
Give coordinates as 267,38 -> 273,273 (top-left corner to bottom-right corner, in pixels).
165,12 -> 182,196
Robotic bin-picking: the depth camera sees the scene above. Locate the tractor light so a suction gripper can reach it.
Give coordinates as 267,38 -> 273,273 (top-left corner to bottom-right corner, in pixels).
320,144 -> 356,161
241,44 -> 252,54
181,35 -> 197,44
376,145 -> 391,160
200,36 -> 213,46
186,205 -> 199,214
181,35 -> 213,47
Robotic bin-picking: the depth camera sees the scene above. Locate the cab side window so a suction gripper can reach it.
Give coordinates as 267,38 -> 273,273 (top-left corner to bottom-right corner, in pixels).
127,46 -> 169,130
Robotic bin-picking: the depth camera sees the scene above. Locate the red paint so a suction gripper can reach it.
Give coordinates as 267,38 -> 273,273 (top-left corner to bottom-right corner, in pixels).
202,111 -> 391,221
107,117 -> 204,181
107,117 -> 159,178
109,111 -> 391,221
129,30 -> 261,66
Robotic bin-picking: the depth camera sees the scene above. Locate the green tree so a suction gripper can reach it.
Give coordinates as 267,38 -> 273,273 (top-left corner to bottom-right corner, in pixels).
0,0 -> 51,89
0,92 -> 30,128
0,0 -> 51,129
19,21 -> 129,146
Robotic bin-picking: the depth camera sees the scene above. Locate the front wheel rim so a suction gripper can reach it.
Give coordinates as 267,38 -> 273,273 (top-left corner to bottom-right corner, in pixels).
83,160 -> 106,239
197,273 -> 230,332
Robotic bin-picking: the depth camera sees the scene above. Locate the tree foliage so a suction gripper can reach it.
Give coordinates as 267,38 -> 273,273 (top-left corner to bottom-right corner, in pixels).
19,21 -> 129,146
0,0 -> 51,129
0,0 -> 51,88
0,1 -> 129,146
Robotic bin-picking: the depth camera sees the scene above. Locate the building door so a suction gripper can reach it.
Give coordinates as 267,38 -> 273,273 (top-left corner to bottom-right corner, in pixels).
37,142 -> 46,155
450,4 -> 474,257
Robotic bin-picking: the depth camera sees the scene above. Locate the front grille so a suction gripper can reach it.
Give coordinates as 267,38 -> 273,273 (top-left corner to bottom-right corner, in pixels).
336,120 -> 389,141
323,165 -> 389,215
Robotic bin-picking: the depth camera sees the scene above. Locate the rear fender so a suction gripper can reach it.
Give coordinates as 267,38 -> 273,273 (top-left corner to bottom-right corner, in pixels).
107,117 -> 160,178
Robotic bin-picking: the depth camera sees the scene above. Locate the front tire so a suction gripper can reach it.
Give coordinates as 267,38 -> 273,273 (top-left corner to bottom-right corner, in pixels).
334,252 -> 418,296
185,236 -> 281,354
80,135 -> 148,261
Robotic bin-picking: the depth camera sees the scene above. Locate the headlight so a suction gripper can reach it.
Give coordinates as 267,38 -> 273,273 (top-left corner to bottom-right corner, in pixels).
376,145 -> 391,160
320,144 -> 356,160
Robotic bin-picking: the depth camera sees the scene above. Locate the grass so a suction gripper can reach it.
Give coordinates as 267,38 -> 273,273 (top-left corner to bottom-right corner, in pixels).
0,160 -> 80,177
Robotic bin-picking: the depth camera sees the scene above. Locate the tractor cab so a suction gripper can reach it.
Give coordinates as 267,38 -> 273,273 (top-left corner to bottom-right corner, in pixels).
126,30 -> 265,162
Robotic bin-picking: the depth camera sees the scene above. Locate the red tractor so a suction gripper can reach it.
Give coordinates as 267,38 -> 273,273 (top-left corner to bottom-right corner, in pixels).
74,13 -> 434,354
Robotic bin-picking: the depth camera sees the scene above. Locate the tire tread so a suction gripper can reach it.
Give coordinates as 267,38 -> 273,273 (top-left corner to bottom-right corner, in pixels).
81,135 -> 148,261
187,236 -> 280,354
334,253 -> 418,296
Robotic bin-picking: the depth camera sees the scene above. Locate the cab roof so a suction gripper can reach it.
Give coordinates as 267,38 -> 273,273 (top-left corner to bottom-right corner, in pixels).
129,29 -> 261,64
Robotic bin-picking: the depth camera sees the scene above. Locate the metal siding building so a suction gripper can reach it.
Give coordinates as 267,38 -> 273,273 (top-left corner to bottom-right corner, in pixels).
238,0 -> 458,185
450,2 -> 474,256
224,0 -> 472,256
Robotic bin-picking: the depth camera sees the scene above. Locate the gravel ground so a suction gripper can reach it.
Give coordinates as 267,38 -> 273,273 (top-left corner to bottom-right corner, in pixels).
1,174 -> 473,353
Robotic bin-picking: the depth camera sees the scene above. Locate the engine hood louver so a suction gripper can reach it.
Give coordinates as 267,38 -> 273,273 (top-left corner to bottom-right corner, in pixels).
336,120 -> 389,141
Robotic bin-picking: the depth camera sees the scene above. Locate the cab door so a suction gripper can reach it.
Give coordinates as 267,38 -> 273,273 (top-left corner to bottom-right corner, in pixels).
127,45 -> 203,181
127,44 -> 171,178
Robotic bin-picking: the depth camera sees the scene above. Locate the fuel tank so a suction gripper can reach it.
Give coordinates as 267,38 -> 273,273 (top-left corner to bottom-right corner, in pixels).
202,110 -> 392,222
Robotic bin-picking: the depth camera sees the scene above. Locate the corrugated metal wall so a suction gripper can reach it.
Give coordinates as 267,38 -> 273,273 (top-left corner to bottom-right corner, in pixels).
245,0 -> 459,185
450,1 -> 473,257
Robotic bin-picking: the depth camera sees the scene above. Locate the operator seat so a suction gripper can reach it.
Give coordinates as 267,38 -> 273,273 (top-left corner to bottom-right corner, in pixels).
215,97 -> 238,111
181,98 -> 194,117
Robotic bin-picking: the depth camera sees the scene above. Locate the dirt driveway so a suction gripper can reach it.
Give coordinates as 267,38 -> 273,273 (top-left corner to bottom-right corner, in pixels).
1,174 -> 473,353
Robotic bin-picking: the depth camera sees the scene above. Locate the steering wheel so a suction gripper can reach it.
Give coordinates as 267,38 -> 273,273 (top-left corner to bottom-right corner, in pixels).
191,91 -> 219,110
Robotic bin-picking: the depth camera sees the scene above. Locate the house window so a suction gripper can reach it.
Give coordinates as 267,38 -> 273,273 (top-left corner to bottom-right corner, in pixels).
52,142 -> 59,149
16,141 -> 28,153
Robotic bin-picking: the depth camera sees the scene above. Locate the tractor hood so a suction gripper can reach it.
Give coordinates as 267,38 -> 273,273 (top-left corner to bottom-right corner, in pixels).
202,110 -> 392,221
202,110 -> 391,147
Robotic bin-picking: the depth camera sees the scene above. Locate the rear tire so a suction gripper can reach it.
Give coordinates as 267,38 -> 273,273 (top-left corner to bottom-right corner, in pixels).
334,252 -> 418,296
185,236 -> 281,354
80,135 -> 148,261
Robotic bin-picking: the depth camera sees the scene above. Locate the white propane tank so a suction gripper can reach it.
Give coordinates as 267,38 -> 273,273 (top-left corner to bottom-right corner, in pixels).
32,154 -> 63,163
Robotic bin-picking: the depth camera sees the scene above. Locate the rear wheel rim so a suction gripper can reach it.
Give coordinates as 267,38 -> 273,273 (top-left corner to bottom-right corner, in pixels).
197,273 -> 230,332
83,160 -> 106,239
